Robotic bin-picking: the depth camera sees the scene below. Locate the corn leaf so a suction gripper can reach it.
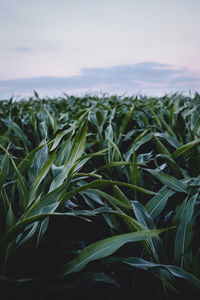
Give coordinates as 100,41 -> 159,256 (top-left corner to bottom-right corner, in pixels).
61,229 -> 166,275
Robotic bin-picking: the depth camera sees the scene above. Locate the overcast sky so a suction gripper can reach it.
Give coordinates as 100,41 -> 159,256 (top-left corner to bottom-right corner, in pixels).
0,0 -> 200,98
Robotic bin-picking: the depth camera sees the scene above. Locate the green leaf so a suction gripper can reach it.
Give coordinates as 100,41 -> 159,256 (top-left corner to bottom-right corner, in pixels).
2,118 -> 30,151
155,132 -> 181,149
124,132 -> 152,161
5,204 -> 15,232
153,134 -> 171,156
0,153 -> 9,196
131,201 -> 162,261
61,229 -> 166,275
171,197 -> 187,227
24,180 -> 69,218
107,137 -> 122,160
132,201 -> 155,230
155,154 -> 183,176
172,139 -> 200,159
191,107 -> 200,136
130,151 -> 140,185
11,158 -> 29,209
113,185 -> 132,209
174,192 -> 198,267
84,188 -> 132,210
132,132 -> 152,151
50,128 -> 73,151
119,107 -> 135,134
17,143 -> 46,174
67,207 -> 144,232
96,110 -> 105,127
145,186 -> 175,219
73,172 -> 102,179
29,151 -> 57,205
160,118 -> 177,139
121,257 -> 200,291
60,179 -> 157,206
65,120 -> 87,166
44,108 -> 58,134
130,151 -> 140,199
96,161 -> 135,172
49,120 -> 87,191
144,169 -> 188,193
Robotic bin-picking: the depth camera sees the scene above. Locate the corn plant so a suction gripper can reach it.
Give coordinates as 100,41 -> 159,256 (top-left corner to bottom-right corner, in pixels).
0,93 -> 200,299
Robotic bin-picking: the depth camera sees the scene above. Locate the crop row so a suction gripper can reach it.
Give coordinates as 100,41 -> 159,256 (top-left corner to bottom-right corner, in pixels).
0,93 -> 200,299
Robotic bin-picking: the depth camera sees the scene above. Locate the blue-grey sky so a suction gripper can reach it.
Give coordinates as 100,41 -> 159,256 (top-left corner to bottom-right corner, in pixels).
0,0 -> 200,98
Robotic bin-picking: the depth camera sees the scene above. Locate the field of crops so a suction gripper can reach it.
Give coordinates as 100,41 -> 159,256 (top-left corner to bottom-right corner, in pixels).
1,93 -> 200,299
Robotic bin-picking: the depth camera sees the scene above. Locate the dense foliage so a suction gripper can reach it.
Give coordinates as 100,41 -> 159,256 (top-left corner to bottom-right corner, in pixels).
1,93 -> 200,299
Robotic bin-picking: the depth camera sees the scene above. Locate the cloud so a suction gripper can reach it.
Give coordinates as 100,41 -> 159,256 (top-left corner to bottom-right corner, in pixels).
0,62 -> 200,99
6,42 -> 58,54
12,47 -> 33,53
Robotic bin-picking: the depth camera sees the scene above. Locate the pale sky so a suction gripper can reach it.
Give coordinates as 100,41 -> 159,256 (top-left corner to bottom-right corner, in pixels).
0,0 -> 200,98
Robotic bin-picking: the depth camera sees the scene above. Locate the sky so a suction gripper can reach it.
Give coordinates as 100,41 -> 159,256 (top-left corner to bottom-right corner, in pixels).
0,0 -> 200,99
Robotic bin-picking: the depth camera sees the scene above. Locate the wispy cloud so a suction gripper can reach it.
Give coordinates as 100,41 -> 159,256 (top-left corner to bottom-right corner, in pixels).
5,42 -> 58,54
0,62 -> 199,99
11,47 -> 33,53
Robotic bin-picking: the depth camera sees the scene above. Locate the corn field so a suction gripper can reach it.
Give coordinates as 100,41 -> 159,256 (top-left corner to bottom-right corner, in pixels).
0,93 -> 200,299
